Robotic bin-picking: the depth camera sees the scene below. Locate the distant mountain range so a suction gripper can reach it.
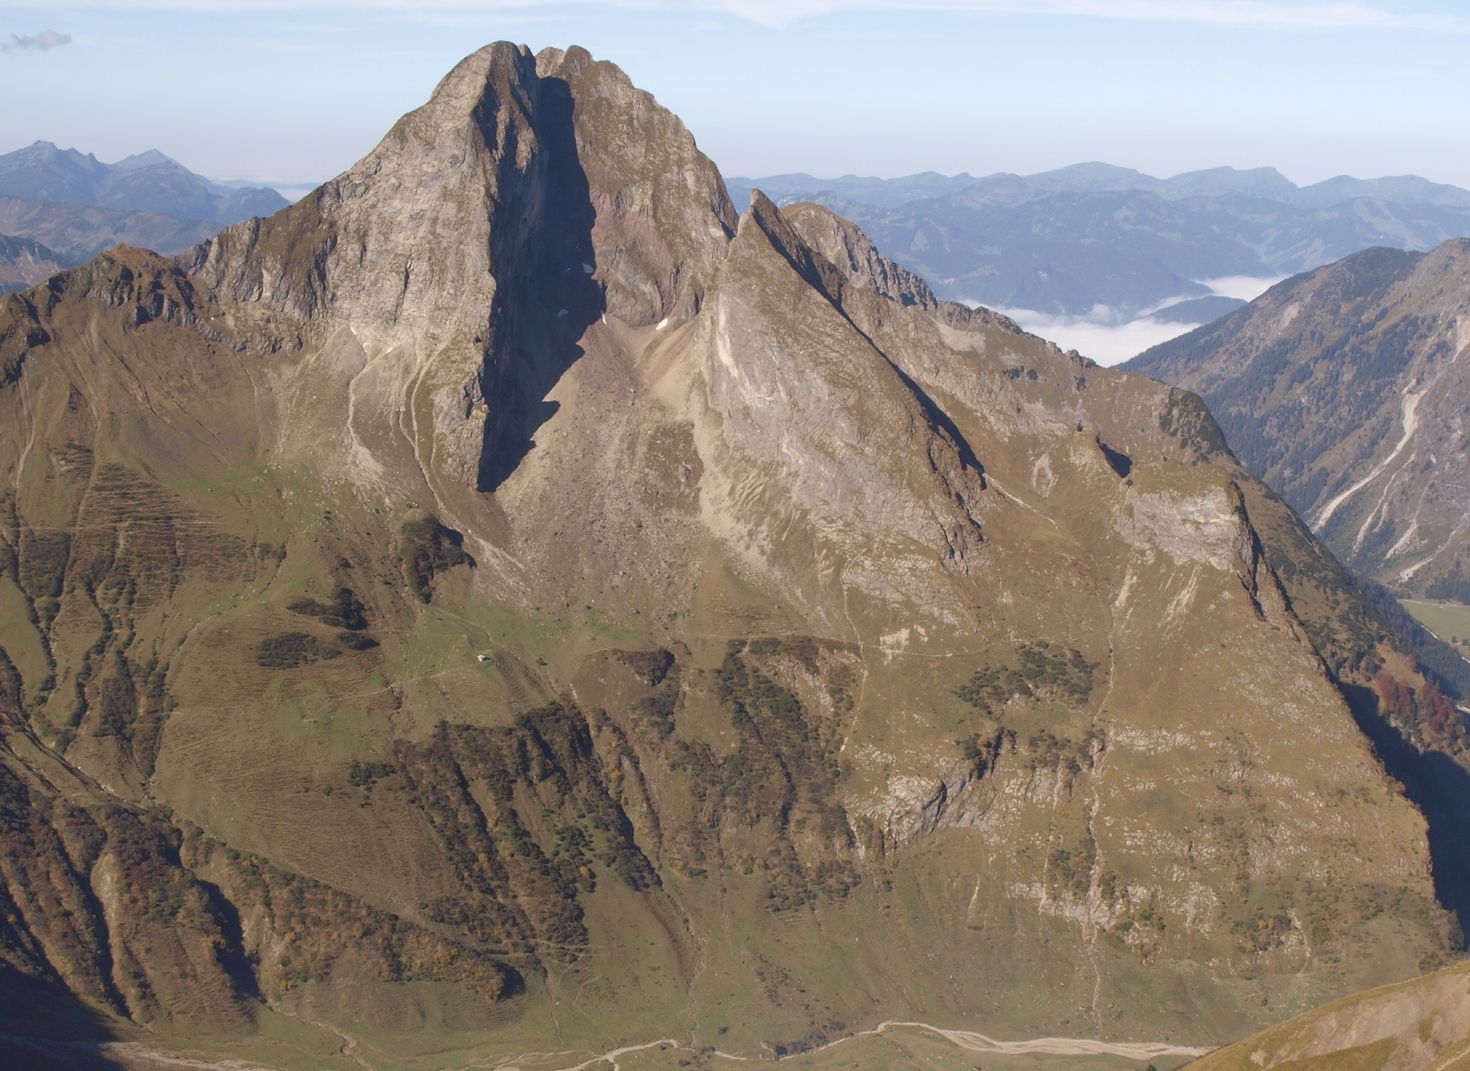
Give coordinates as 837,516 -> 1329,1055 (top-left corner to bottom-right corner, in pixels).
0,141 -> 287,222
1129,238 -> 1470,602
0,141 -> 289,290
727,163 -> 1470,320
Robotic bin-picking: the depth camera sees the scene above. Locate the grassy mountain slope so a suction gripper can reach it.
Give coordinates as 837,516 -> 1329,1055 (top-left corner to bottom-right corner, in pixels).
1186,960 -> 1470,1071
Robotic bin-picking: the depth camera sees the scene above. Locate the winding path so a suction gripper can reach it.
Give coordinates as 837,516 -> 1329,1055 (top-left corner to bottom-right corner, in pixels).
1,1019 -> 1212,1070
792,1019 -> 1210,1062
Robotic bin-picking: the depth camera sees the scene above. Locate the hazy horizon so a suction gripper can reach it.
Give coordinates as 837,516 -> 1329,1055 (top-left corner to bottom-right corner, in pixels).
3,1 -> 1469,193
5,140 -> 1458,205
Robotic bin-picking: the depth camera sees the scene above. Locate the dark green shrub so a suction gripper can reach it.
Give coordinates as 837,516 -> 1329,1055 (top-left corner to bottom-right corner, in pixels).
255,632 -> 340,669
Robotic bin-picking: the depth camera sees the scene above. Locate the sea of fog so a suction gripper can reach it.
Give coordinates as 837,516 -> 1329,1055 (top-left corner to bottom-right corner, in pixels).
996,276 -> 1285,367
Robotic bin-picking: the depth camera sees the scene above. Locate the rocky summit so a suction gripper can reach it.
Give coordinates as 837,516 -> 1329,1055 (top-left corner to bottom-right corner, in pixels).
0,43 -> 1466,1070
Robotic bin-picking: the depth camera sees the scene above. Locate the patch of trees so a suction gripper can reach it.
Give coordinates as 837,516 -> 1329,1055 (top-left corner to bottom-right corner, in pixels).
1159,388 -> 1229,460
1353,579 -> 1470,703
17,529 -> 71,601
394,706 -> 660,972
254,631 -> 340,669
1426,573 -> 1470,605
0,647 -> 22,720
747,635 -> 822,673
336,631 -> 379,651
1229,907 -> 1294,956
287,586 -> 369,630
1024,726 -> 1101,774
346,759 -> 395,789
1047,841 -> 1095,899
956,641 -> 1096,715
614,647 -> 675,686
204,836 -> 516,1003
714,643 -> 844,836
400,516 -> 473,603
713,642 -> 856,911
1375,670 -> 1466,753
633,687 -> 677,742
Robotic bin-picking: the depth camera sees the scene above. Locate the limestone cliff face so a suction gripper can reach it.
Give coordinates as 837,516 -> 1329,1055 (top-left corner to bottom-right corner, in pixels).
0,40 -> 1464,1064
691,192 -> 990,629
187,43 -> 734,492
781,200 -> 941,313
536,46 -> 737,327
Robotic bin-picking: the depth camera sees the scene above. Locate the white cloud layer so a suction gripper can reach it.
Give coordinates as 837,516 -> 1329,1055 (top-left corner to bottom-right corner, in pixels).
998,274 -> 1283,366
1196,274 -> 1288,300
1000,309 -> 1199,367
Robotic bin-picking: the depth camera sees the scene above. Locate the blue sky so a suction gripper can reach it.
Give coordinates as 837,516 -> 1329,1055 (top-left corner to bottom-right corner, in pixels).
2,1 -> 1468,193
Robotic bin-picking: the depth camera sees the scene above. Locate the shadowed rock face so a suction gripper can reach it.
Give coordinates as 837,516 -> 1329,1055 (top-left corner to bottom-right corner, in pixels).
1129,240 -> 1470,600
0,41 -> 1465,1068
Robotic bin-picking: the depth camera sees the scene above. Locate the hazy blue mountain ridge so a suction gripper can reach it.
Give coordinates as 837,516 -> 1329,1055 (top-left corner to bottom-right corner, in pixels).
0,140 -> 287,222
727,164 -> 1470,317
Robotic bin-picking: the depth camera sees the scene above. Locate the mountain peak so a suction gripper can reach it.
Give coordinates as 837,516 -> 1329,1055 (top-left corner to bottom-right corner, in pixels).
191,41 -> 734,491
112,148 -> 178,171
1167,164 -> 1297,199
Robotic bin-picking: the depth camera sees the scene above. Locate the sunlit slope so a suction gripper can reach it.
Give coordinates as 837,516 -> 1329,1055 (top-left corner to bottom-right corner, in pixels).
1187,960 -> 1470,1071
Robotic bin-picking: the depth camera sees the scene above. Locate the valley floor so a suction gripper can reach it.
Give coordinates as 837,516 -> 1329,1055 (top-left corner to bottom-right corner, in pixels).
1400,600 -> 1470,659
2,1017 -> 1213,1071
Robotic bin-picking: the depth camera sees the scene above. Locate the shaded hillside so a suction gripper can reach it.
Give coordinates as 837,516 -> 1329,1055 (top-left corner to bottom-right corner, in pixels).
0,234 -> 64,294
0,196 -> 220,280
1129,241 -> 1470,601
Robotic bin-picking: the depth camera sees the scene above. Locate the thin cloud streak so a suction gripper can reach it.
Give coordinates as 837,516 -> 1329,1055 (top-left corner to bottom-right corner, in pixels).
1,30 -> 73,52
9,1 -> 1470,32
